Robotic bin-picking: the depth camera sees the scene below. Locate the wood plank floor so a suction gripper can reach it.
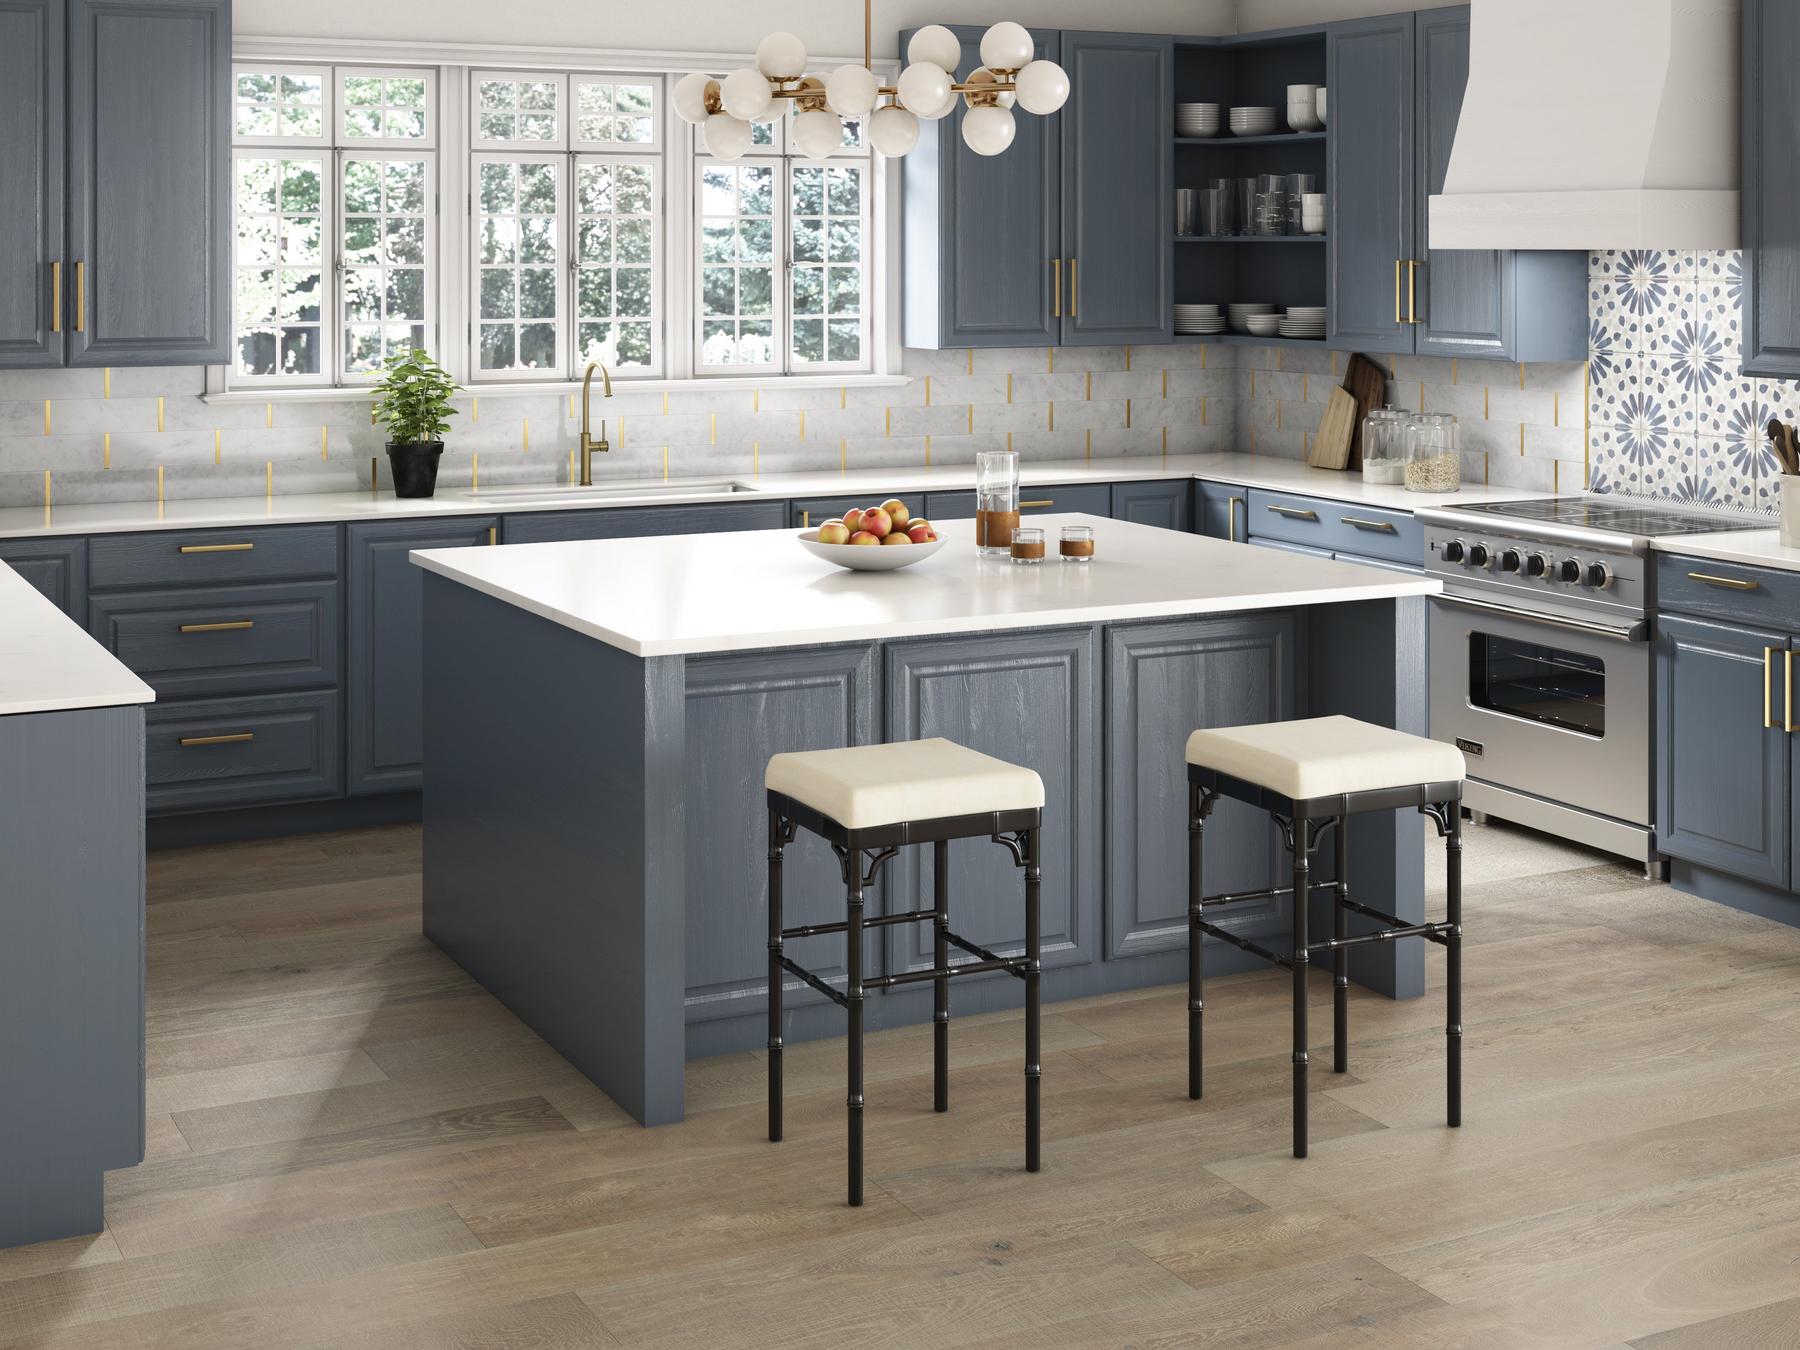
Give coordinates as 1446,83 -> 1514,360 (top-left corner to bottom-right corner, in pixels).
5,820 -> 1800,1347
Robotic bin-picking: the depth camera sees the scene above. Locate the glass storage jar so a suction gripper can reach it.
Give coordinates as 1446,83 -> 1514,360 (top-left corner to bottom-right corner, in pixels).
1403,413 -> 1460,493
1360,407 -> 1407,485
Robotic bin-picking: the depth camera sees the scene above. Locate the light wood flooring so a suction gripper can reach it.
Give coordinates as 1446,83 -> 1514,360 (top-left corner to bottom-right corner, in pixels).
3,821 -> 1800,1347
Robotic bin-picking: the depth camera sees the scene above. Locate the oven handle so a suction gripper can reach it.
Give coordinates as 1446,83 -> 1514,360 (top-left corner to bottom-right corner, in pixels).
1432,593 -> 1647,643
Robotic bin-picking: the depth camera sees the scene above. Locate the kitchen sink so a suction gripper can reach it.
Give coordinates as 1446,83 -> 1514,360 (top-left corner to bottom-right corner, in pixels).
460,479 -> 758,503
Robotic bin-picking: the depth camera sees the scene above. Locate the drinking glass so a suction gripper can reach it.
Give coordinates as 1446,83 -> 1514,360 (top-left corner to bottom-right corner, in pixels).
1010,526 -> 1046,564
975,450 -> 1020,555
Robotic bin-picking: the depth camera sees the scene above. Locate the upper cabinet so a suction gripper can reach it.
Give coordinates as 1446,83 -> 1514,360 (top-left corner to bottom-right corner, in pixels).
1742,0 -> 1800,379
0,0 -> 230,370
902,25 -> 1171,349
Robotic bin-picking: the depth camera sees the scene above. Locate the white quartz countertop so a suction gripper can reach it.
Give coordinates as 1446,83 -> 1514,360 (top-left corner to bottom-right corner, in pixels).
1652,529 -> 1797,573
410,513 -> 1442,658
0,453 -> 1548,541
0,563 -> 154,717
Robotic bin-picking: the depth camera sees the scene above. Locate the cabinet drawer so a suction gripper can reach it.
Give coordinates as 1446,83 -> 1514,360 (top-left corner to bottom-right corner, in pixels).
1248,490 -> 1421,565
1657,554 -> 1800,629
146,690 -> 341,813
90,525 -> 338,589
790,497 -> 872,529
88,582 -> 339,698
502,501 -> 787,544
924,483 -> 1112,522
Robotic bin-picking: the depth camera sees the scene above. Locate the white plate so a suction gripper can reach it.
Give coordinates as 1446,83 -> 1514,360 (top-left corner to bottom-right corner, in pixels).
798,530 -> 947,572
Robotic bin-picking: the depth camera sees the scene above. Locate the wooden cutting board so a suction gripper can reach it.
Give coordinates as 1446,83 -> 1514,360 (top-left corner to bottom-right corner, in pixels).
1341,353 -> 1389,470
1307,386 -> 1359,470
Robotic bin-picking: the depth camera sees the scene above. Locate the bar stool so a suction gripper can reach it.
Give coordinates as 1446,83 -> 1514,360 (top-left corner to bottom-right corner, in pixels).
1184,715 -> 1465,1158
765,737 -> 1046,1206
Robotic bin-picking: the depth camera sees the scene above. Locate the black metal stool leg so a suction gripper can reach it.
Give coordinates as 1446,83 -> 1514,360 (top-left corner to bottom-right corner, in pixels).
1447,803 -> 1463,1128
934,839 -> 950,1114
768,809 -> 785,1144
1024,826 -> 1042,1173
1188,780 -> 1205,1101
847,864 -> 865,1207
1333,813 -> 1348,1076
1292,814 -> 1310,1160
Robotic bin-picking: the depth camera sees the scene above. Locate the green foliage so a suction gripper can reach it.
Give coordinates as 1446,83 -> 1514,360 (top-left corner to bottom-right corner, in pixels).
372,349 -> 460,445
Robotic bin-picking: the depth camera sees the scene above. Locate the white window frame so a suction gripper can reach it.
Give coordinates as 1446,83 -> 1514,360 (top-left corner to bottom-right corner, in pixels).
335,66 -> 439,149
231,61 -> 331,148
337,148 -> 439,384
471,70 -> 569,150
570,72 -> 663,153
229,144 -> 335,388
469,149 -> 569,382
572,153 -> 665,378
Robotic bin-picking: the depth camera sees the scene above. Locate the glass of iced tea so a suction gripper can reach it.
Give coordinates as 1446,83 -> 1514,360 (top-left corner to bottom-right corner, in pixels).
1059,524 -> 1095,562
1010,526 -> 1046,564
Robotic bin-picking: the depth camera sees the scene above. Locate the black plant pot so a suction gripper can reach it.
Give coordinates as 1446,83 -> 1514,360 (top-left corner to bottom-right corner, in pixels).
386,441 -> 444,498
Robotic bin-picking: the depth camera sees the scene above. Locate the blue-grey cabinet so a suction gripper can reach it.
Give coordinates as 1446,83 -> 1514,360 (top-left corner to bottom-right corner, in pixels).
1742,0 -> 1800,378
1656,614 -> 1789,888
503,500 -> 786,543
1111,480 -> 1190,532
0,536 -> 84,619
65,0 -> 231,366
789,496 -> 869,530
1195,480 -> 1246,542
346,517 -> 495,795
0,0 -> 62,368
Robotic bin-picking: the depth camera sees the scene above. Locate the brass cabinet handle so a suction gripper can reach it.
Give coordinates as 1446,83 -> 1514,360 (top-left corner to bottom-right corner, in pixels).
50,262 -> 61,333
1688,571 -> 1759,590
1068,258 -> 1078,317
1021,499 -> 1054,509
1407,259 -> 1420,323
1051,258 -> 1061,318
1267,504 -> 1319,521
800,510 -> 810,527
179,541 -> 255,554
74,261 -> 85,333
1767,647 -> 1778,729
179,620 -> 254,633
180,732 -> 254,747
1394,259 -> 1403,324
1341,515 -> 1398,533
1788,649 -> 1796,733
1228,495 -> 1243,542
487,526 -> 497,545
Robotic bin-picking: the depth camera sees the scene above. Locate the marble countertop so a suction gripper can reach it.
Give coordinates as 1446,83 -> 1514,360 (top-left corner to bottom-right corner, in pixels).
0,564 -> 154,717
1653,529 -> 1798,573
0,453 -> 1551,540
410,513 -> 1442,658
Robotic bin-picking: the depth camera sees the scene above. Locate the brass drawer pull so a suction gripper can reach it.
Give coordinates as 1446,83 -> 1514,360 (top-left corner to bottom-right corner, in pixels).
179,620 -> 255,633
800,510 -> 810,527
179,542 -> 255,554
1407,259 -> 1420,323
1341,516 -> 1398,533
74,261 -> 85,333
1267,504 -> 1319,521
1068,258 -> 1078,317
180,732 -> 254,747
1394,258 -> 1402,324
1051,258 -> 1061,318
1767,647 -> 1778,730
1021,499 -> 1054,509
1788,649 -> 1796,734
50,262 -> 61,333
1688,571 -> 1759,590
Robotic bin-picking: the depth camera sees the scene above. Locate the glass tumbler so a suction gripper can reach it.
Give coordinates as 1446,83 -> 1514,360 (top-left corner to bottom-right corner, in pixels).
975,449 -> 1020,555
1059,524 -> 1095,562
1010,526 -> 1046,564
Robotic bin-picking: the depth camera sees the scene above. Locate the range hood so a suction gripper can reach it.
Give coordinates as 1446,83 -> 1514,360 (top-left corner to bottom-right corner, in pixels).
1427,0 -> 1739,250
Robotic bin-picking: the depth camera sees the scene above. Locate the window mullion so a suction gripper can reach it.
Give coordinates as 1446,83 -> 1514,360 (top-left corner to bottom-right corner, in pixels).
777,156 -> 793,377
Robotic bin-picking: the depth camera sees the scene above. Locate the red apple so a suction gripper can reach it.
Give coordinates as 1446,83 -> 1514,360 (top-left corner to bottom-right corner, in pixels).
847,529 -> 880,546
906,520 -> 937,543
880,530 -> 912,545
815,519 -> 850,545
843,508 -> 863,527
880,498 -> 911,529
857,506 -> 893,538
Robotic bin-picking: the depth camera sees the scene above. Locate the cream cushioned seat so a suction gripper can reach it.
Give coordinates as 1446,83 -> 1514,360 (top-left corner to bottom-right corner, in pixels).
766,737 -> 1045,830
1184,715 -> 1464,802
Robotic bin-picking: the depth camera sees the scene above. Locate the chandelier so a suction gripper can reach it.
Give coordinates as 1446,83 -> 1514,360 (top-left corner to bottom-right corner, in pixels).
669,8 -> 1069,162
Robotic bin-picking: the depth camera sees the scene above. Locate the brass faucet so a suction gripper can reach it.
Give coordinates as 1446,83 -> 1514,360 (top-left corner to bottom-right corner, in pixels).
578,361 -> 613,486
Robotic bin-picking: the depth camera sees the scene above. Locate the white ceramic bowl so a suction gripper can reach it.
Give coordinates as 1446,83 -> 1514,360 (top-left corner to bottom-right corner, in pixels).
1245,316 -> 1281,335
798,529 -> 947,571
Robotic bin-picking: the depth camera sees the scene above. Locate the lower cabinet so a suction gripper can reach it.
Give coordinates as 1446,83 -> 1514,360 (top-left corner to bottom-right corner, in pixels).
0,537 -> 86,619
503,500 -> 787,543
1195,480 -> 1247,542
1254,538 -> 1335,559
789,497 -> 871,529
1111,479 -> 1191,532
346,517 -> 497,795
145,690 -> 341,814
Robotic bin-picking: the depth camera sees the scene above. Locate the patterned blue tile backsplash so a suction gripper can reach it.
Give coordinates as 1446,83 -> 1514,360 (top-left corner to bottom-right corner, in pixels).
1589,249 -> 1791,514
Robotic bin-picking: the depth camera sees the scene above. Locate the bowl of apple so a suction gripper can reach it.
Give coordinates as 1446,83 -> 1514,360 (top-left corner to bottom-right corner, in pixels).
798,498 -> 945,572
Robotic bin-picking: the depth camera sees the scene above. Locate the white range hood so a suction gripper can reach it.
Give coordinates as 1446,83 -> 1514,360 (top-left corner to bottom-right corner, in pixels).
1427,0 -> 1740,250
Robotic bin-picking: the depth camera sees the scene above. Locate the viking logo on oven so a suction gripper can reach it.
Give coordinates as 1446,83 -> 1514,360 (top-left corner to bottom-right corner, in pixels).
1454,737 -> 1484,757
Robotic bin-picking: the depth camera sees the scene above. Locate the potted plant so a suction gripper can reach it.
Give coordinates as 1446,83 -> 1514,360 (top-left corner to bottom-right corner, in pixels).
373,349 -> 460,498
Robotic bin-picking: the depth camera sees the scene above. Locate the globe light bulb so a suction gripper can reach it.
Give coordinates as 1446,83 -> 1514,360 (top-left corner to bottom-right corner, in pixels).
825,63 -> 878,118
704,112 -> 754,161
792,107 -> 842,160
720,67 -> 774,123
906,24 -> 963,73
979,20 -> 1034,72
962,67 -> 1016,111
756,31 -> 809,80
672,72 -> 717,125
869,104 -> 920,157
896,61 -> 954,120
961,104 -> 1016,156
1013,59 -> 1069,115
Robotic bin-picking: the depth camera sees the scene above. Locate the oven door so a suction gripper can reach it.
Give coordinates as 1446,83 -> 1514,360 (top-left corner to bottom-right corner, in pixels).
1429,593 -> 1650,827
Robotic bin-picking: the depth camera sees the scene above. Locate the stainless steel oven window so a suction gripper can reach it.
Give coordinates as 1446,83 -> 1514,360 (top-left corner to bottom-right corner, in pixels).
1467,633 -> 1606,738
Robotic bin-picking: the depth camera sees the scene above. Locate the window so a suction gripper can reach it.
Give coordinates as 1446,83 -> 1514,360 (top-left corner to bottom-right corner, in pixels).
694,120 -> 871,375
229,63 -> 436,385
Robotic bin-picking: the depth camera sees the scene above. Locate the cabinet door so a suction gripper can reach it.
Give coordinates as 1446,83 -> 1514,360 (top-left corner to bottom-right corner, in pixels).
1326,13 -> 1415,354
1195,480 -> 1246,542
0,537 -> 85,620
1058,32 -> 1172,346
346,518 -> 496,795
1743,0 -> 1800,378
503,500 -> 787,543
1655,615 -> 1789,887
789,496 -> 869,529
0,0 -> 62,368
902,26 -> 1060,349
1412,5 -> 1511,360
67,0 -> 230,367
1111,480 -> 1190,532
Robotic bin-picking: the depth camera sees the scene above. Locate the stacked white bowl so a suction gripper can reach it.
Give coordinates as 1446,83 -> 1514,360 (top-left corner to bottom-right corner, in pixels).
1286,83 -> 1322,132
1227,106 -> 1278,137
1278,305 -> 1326,338
1176,102 -> 1220,138
1174,302 -> 1223,335
1227,302 -> 1275,333
1245,314 -> 1281,337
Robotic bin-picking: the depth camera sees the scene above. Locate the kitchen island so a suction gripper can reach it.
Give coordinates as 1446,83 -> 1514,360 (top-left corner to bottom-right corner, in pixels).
412,514 -> 1439,1125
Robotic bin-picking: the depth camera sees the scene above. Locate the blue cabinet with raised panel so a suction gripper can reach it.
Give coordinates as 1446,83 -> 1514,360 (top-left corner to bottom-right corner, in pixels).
504,500 -> 787,544
1742,0 -> 1800,378
0,536 -> 84,619
1111,479 -> 1190,532
0,0 -> 62,368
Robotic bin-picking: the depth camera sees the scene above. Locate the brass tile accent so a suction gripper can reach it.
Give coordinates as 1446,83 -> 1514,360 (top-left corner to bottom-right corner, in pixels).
1249,370 -> 1256,397
157,397 -> 165,432
1124,398 -> 1132,429
966,348 -> 973,375
521,419 -> 530,453
1161,426 -> 1168,456
1201,395 -> 1208,426
568,449 -> 576,483
1517,363 -> 1526,391
1048,403 -> 1055,431
471,453 -> 479,491
753,389 -> 761,413
215,430 -> 222,465
1301,373 -> 1308,402
923,434 -> 932,466
1200,346 -> 1207,370
1451,358 -> 1459,385
709,413 -> 717,445
1330,351 -> 1338,376
103,432 -> 111,470
1006,431 -> 1013,452
43,470 -> 51,507
265,461 -> 273,497
370,454 -> 377,490
1417,381 -> 1424,410
320,426 -> 329,461
1553,391 -> 1560,426
967,404 -> 974,434
369,403 -> 377,426
103,367 -> 111,399
662,391 -> 670,415
157,465 -> 164,502
1006,374 -> 1013,404
753,441 -> 760,475
1047,348 -> 1054,374
265,402 -> 273,428
617,417 -> 624,446
1484,387 -> 1490,419
568,393 -> 576,418
471,396 -> 479,422
1125,345 -> 1132,371
1277,401 -> 1283,431
42,400 -> 50,435
1519,423 -> 1525,455
1277,350 -> 1285,371
799,409 -> 807,439
1554,460 -> 1561,491
839,386 -> 846,409
1085,428 -> 1092,462
1085,372 -> 1092,401
884,406 -> 891,437
1161,370 -> 1168,399
662,446 -> 670,482
839,437 -> 847,472
924,375 -> 932,406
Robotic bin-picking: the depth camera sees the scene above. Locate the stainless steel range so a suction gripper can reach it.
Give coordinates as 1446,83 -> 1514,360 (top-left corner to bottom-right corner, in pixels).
1415,496 -> 1770,872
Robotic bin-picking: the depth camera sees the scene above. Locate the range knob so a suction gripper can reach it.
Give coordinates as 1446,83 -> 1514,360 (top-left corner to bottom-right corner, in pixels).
1524,552 -> 1550,578
1441,539 -> 1466,563
1586,561 -> 1614,589
1557,557 -> 1583,583
1499,548 -> 1522,573
1467,543 -> 1492,568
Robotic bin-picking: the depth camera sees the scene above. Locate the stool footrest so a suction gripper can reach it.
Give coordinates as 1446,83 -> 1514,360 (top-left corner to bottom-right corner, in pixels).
866,953 -> 1026,990
1336,896 -> 1458,947
1309,920 -> 1455,952
777,955 -> 849,1009
1199,879 -> 1343,911
1197,920 -> 1293,971
781,908 -> 937,941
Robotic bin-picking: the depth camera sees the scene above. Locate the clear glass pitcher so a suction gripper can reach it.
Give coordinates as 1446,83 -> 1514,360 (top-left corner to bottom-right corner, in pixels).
974,450 -> 1020,555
